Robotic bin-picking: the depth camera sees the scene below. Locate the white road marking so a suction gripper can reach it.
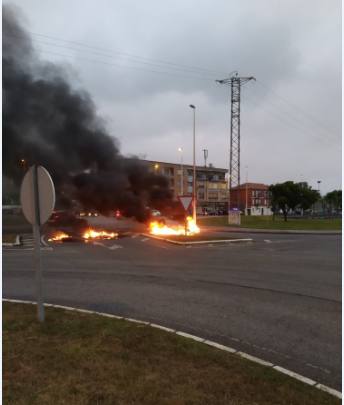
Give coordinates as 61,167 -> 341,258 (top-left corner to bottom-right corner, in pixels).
264,239 -> 272,243
108,243 -> 123,250
141,238 -> 149,242
92,241 -> 123,250
131,234 -> 138,239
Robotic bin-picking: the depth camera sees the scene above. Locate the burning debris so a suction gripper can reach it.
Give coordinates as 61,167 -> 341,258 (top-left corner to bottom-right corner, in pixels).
149,216 -> 200,236
3,5 -> 172,221
83,229 -> 118,240
47,228 -> 118,243
48,232 -> 71,242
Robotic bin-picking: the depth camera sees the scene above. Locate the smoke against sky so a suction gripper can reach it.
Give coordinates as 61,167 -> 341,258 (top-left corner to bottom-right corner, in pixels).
3,4 -> 172,220
3,1 -> 342,193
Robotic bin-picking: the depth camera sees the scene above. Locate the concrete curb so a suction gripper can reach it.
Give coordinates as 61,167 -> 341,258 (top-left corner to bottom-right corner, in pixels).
2,235 -> 21,247
200,226 -> 341,235
141,233 -> 253,245
3,298 -> 341,400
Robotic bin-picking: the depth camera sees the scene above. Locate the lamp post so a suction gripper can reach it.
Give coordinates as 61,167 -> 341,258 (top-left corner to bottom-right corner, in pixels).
245,165 -> 248,215
189,104 -> 196,222
317,180 -> 321,193
178,147 -> 184,195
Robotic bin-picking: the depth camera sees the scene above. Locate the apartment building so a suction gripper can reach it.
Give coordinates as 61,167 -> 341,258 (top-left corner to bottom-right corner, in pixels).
143,160 -> 228,213
230,183 -> 272,215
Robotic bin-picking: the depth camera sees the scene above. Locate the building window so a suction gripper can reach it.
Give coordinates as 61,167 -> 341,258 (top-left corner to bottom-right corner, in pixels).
188,176 -> 193,182
187,185 -> 193,193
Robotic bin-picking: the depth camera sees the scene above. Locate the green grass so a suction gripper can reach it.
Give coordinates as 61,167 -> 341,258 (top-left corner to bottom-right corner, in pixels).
3,302 -> 339,405
198,215 -> 342,230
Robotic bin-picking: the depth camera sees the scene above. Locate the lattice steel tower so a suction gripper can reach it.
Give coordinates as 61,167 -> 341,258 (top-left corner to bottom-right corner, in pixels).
216,73 -> 255,194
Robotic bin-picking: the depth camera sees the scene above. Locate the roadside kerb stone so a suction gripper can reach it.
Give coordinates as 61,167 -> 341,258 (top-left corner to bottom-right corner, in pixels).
3,298 -> 341,400
141,233 -> 253,245
201,226 -> 341,235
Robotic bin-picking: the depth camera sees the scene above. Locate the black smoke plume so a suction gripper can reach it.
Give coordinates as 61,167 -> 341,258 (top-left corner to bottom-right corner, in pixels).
3,5 -> 172,221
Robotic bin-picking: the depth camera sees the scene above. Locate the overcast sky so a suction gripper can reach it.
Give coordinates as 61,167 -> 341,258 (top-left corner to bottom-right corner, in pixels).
5,0 -> 341,193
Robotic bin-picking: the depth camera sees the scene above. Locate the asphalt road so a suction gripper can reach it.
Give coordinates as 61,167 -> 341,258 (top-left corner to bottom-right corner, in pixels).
3,230 -> 341,390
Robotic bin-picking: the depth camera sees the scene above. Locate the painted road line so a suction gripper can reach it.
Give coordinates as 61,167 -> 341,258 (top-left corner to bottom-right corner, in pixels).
264,239 -> 272,243
108,244 -> 123,250
92,241 -> 123,250
141,238 -> 149,242
131,234 -> 139,239
41,235 -> 49,247
3,299 -> 341,400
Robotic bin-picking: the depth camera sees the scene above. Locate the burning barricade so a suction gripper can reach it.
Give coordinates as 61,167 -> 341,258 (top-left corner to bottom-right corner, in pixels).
149,216 -> 200,236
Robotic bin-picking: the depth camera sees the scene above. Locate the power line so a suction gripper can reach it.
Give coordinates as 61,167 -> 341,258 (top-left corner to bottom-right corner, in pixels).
35,49 -> 217,82
4,32 -> 224,81
28,31 -> 228,77
255,80 -> 338,137
241,85 -> 334,146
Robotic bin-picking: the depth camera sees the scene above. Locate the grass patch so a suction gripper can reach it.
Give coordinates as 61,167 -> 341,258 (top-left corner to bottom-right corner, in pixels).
3,302 -> 339,405
198,215 -> 342,230
2,233 -> 17,244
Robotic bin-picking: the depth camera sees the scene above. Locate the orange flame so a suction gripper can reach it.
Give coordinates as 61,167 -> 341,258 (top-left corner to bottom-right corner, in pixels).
48,232 -> 70,242
149,216 -> 200,236
83,229 -> 118,240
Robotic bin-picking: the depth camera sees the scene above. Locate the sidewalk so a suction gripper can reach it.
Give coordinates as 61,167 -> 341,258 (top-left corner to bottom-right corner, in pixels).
201,226 -> 341,235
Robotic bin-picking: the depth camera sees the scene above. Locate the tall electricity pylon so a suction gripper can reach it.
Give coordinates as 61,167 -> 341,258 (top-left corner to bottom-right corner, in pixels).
216,73 -> 255,208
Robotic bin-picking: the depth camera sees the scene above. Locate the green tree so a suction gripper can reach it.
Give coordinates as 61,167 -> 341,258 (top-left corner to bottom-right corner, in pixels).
324,190 -> 342,212
269,181 -> 319,221
298,182 -> 320,212
269,181 -> 300,221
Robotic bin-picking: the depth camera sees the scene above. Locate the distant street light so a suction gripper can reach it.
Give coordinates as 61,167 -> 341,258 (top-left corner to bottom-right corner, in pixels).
317,180 -> 321,193
189,104 -> 196,222
178,148 -> 184,195
245,165 -> 248,214
154,163 -> 159,171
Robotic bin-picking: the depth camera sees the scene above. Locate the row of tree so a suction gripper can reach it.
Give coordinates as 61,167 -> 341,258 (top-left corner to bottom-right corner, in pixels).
269,181 -> 341,221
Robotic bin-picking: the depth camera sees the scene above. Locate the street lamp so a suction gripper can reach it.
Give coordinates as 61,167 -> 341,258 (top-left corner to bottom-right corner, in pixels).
189,104 -> 196,222
317,180 -> 321,193
154,163 -> 159,171
245,165 -> 248,214
178,147 -> 184,195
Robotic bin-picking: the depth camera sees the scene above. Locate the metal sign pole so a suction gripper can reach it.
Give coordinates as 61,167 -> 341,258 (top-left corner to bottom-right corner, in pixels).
32,165 -> 44,322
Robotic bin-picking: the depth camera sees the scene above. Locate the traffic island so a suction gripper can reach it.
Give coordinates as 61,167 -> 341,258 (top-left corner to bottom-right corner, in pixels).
3,302 -> 339,405
142,232 -> 253,245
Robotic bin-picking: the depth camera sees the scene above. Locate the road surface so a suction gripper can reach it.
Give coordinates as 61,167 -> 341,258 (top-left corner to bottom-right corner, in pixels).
3,231 -> 341,389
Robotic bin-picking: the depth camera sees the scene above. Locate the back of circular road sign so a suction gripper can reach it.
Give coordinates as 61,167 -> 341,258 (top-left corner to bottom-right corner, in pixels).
20,165 -> 55,225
